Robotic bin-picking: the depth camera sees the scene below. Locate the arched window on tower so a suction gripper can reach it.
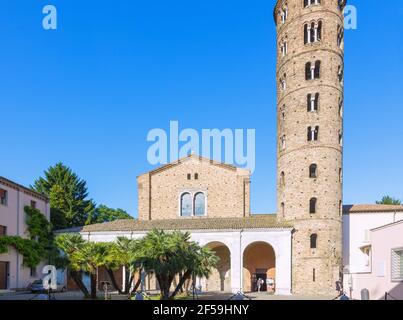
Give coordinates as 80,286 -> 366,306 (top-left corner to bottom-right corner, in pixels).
339,97 -> 343,118
180,193 -> 192,217
281,40 -> 288,57
339,200 -> 343,216
337,24 -> 344,49
194,192 -> 206,216
304,0 -> 321,8
309,164 -> 317,178
338,65 -> 344,85
310,197 -> 317,214
307,126 -> 319,141
310,234 -> 318,249
306,61 -> 320,80
305,21 -> 322,44
280,171 -> 285,187
339,131 -> 343,146
307,93 -> 319,112
281,135 -> 286,150
280,5 -> 288,24
280,73 -> 287,91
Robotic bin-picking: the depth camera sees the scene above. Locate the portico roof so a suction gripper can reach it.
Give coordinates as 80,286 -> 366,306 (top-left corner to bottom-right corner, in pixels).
81,215 -> 293,233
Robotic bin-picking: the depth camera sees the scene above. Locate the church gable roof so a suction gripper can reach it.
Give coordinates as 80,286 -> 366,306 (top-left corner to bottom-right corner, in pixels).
138,154 -> 250,178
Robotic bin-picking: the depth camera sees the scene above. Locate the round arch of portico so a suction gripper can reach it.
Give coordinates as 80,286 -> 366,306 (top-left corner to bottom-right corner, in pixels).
240,234 -> 281,294
201,241 -> 232,292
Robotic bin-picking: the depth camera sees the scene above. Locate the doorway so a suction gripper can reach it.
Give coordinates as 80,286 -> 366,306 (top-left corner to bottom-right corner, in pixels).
252,269 -> 268,292
0,261 -> 9,290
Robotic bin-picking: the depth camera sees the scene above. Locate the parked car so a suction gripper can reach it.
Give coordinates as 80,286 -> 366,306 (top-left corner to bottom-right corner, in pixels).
30,279 -> 67,293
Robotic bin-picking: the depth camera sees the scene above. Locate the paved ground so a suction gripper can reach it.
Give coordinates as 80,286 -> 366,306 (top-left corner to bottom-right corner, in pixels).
0,290 -> 336,300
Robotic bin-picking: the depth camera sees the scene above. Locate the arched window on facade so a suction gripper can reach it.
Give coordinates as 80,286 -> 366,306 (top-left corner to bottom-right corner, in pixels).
310,234 -> 318,249
180,193 -> 192,217
310,197 -> 317,214
309,164 -> 317,178
194,192 -> 206,216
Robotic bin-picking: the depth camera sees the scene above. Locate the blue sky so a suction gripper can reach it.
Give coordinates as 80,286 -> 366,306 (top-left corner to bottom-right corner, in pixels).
1,1 -> 402,217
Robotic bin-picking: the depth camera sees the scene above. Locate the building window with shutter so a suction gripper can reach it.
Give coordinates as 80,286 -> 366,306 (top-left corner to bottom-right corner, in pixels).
0,189 -> 7,206
0,225 -> 7,237
391,248 -> 403,282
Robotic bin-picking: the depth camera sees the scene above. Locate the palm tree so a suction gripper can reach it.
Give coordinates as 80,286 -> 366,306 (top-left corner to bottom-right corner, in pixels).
70,242 -> 109,299
134,230 -> 218,300
55,234 -> 90,298
104,237 -> 140,294
170,244 -> 218,299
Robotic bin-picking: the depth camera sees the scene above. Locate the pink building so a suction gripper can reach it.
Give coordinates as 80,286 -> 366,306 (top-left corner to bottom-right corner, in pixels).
0,176 -> 50,291
343,205 -> 403,300
352,220 -> 403,300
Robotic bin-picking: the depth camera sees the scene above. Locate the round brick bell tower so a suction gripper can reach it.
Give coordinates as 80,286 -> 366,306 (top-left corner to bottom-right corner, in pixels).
274,0 -> 346,295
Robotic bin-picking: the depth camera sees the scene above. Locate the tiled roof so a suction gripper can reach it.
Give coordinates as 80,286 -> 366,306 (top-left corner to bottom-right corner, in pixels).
0,176 -> 49,202
81,215 -> 292,233
343,204 -> 403,214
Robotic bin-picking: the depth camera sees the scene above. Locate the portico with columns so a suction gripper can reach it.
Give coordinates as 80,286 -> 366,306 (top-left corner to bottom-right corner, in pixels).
80,221 -> 293,295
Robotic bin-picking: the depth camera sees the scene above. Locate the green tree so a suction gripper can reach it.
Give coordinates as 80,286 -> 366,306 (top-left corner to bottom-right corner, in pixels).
70,242 -> 109,299
55,233 -> 90,298
376,196 -> 401,205
88,205 -> 133,224
103,237 -> 140,295
32,163 -> 96,229
170,245 -> 218,299
134,230 -> 218,300
0,206 -> 53,268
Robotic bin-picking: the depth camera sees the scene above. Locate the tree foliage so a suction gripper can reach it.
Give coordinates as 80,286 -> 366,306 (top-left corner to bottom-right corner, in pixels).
376,196 -> 402,205
88,205 -> 133,224
0,206 -> 52,267
55,230 -> 218,300
134,230 -> 218,300
32,163 -> 96,229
